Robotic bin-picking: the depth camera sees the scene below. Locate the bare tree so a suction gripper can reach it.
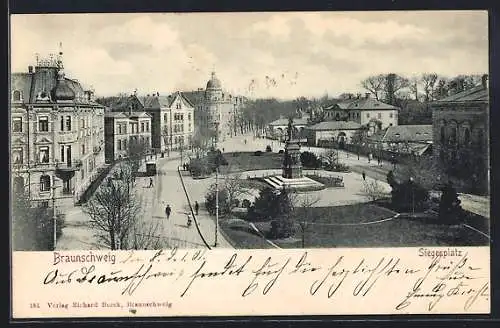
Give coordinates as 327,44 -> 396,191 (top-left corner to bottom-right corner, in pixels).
421,73 -> 438,102
83,163 -> 161,250
408,76 -> 421,101
361,74 -> 386,100
295,192 -> 321,248
361,179 -> 387,201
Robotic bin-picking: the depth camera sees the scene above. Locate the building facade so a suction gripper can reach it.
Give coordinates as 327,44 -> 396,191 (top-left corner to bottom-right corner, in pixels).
430,76 -> 489,194
323,94 -> 399,132
104,112 -> 152,163
305,121 -> 362,147
11,51 -> 105,205
184,72 -> 246,144
266,116 -> 309,141
366,124 -> 433,157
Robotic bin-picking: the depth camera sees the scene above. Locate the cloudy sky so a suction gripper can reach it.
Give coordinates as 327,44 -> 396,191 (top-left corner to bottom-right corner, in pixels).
10,11 -> 488,99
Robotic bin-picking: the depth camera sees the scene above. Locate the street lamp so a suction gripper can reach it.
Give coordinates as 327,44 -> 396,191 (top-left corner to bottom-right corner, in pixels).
51,180 -> 61,251
213,120 -> 220,247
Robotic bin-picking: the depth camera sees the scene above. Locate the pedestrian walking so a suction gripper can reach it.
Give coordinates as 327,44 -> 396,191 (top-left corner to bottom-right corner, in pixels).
362,171 -> 366,181
148,177 -> 154,188
194,201 -> 199,215
165,205 -> 171,219
377,157 -> 381,166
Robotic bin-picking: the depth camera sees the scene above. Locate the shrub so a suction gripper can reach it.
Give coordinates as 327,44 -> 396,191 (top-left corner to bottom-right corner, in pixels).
241,199 -> 252,208
300,151 -> 321,168
269,217 -> 295,239
266,145 -> 272,152
254,150 -> 263,156
389,178 -> 429,212
205,188 -> 230,216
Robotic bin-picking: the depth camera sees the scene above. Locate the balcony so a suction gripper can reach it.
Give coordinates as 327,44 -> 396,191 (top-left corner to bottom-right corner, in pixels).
58,131 -> 78,143
55,160 -> 83,173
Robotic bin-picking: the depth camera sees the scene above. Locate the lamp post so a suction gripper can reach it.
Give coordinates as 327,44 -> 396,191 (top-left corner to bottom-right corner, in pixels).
51,181 -> 61,251
214,120 -> 220,247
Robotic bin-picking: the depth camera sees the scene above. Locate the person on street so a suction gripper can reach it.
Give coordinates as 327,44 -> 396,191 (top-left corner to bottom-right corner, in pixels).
187,214 -> 192,227
165,205 -> 171,219
362,171 -> 366,181
194,201 -> 199,215
148,177 -> 154,188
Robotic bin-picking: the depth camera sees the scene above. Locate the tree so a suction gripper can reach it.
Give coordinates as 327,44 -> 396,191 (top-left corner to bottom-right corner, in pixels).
361,74 -> 386,100
296,192 -> 320,248
83,163 -> 161,250
350,126 -> 369,159
384,73 -> 410,105
361,179 -> 387,202
421,73 -> 438,102
206,173 -> 250,216
300,151 -> 321,169
321,148 -> 338,169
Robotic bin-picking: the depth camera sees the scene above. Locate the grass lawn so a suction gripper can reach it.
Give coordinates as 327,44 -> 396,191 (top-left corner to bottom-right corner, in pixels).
220,151 -> 283,173
228,203 -> 489,249
220,219 -> 274,249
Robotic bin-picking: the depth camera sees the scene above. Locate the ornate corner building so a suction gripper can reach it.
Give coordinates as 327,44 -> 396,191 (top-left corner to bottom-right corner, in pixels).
10,48 -> 106,206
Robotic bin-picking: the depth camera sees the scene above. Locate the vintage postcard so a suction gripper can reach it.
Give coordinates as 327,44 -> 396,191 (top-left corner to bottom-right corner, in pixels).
10,11 -> 490,318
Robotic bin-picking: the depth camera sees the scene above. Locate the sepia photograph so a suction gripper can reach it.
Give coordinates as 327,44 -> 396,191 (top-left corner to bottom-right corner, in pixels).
9,10 -> 493,319
10,11 -> 490,252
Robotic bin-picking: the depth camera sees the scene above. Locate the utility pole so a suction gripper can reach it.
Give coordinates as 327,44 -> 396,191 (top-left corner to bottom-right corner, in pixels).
51,183 -> 60,251
214,120 -> 220,247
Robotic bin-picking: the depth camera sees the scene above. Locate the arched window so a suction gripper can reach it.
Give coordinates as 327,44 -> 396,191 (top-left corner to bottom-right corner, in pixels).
40,175 -> 51,192
335,113 -> 340,121
440,126 -> 446,143
164,114 -> 168,121
464,128 -> 471,144
13,90 -> 21,101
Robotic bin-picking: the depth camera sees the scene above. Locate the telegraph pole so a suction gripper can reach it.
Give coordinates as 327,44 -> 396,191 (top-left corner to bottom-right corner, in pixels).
214,120 -> 220,247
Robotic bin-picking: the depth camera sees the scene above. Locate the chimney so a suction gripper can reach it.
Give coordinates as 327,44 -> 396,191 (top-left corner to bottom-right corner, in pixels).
356,93 -> 361,99
28,66 -> 33,74
482,74 -> 488,89
365,93 -> 370,99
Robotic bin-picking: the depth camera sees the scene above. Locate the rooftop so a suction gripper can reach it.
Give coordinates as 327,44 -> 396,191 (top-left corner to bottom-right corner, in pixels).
268,116 -> 310,126
435,85 -> 489,102
307,120 -> 362,131
368,125 -> 433,143
325,97 -> 399,111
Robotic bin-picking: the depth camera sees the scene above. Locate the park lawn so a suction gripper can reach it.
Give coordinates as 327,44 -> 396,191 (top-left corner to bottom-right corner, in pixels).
220,219 -> 274,249
220,152 -> 283,173
250,203 -> 489,248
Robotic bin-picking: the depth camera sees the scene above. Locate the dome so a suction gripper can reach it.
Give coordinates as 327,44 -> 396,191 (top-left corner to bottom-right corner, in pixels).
206,72 -> 222,90
51,70 -> 75,101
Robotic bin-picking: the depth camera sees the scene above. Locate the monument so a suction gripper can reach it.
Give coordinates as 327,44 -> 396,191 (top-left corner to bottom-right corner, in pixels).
263,117 -> 324,191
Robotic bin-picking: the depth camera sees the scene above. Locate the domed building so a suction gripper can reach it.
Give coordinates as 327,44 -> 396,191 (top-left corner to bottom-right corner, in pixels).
183,72 -> 247,145
10,45 -> 106,208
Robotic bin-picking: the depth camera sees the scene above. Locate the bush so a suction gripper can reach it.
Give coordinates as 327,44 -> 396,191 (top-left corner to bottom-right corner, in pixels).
389,178 -> 429,212
247,187 -> 293,222
269,218 -> 295,239
254,151 -> 263,156
241,199 -> 252,208
205,188 -> 230,216
300,151 -> 321,168
266,145 -> 272,152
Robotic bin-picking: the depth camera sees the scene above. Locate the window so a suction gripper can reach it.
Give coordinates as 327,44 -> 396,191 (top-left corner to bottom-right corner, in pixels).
366,113 -> 370,118
81,118 -> 85,129
13,90 -> 21,101
12,148 -> 23,164
39,116 -> 49,132
450,127 -> 457,144
176,103 -> 181,109
377,113 -> 382,119
81,144 -> 85,155
118,139 -> 122,151
146,122 -> 149,132
440,126 -> 445,143
123,139 -> 127,150
188,113 -> 191,120
40,175 -> 51,192
60,117 -> 64,131
464,128 -> 471,144
389,113 -> 393,118
39,146 -> 50,163
60,145 -> 65,162
12,117 -> 22,132
141,122 -> 145,132
118,124 -> 122,134
66,116 -> 72,131
164,114 -> 168,121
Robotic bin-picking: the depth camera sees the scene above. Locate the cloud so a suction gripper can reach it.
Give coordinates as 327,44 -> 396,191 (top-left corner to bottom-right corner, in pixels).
10,12 -> 488,99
